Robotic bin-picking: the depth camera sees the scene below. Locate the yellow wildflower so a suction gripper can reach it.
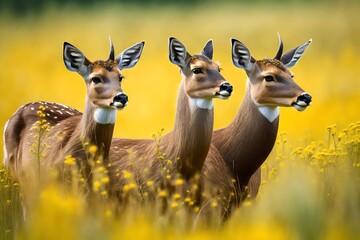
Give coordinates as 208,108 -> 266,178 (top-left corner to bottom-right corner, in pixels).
88,145 -> 98,154
64,155 -> 76,166
211,201 -> 218,208
122,170 -> 132,179
146,180 -> 154,187
158,190 -> 167,197
101,177 -> 110,184
184,197 -> 191,203
175,179 -> 183,185
123,183 -> 137,192
170,202 -> 179,208
93,181 -> 100,192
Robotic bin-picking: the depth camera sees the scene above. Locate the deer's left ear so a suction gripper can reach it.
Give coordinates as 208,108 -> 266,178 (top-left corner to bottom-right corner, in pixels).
116,41 -> 145,70
200,39 -> 213,60
281,39 -> 312,68
63,42 -> 91,76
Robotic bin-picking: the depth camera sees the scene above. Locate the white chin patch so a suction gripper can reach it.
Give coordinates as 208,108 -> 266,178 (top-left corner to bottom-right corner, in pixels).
217,90 -> 230,96
296,101 -> 308,107
94,107 -> 117,124
258,106 -> 280,122
293,104 -> 307,112
113,101 -> 126,109
189,98 -> 214,110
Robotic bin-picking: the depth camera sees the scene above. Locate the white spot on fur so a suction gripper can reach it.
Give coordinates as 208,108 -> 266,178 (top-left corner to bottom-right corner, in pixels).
31,107 -> 34,110
94,107 -> 117,124
66,111 -> 74,115
189,98 -> 214,110
257,106 -> 279,122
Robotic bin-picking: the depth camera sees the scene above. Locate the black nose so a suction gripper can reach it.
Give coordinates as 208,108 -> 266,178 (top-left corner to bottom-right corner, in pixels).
220,82 -> 233,95
113,93 -> 128,105
297,93 -> 312,105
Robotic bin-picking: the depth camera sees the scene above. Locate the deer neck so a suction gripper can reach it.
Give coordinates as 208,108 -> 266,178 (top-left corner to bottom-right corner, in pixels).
215,79 -> 279,185
80,100 -> 116,161
164,82 -> 214,179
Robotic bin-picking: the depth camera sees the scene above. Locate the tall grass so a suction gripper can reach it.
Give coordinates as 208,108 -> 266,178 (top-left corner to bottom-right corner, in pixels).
0,1 -> 359,239
1,122 -> 358,239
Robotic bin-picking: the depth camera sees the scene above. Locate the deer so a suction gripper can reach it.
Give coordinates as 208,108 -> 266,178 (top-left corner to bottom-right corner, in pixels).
105,37 -> 233,207
209,35 -> 312,207
3,39 -> 145,189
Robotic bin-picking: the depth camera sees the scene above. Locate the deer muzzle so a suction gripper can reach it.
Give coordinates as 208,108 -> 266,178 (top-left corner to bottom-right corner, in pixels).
292,92 -> 312,111
111,92 -> 128,109
216,82 -> 233,99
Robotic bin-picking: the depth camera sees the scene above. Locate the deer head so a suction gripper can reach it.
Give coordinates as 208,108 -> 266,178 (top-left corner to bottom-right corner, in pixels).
63,38 -> 145,123
169,37 -> 233,109
231,34 -> 312,113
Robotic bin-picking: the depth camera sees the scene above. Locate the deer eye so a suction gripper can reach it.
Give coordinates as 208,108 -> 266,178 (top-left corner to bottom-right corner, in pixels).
264,76 -> 275,82
192,68 -> 203,74
91,77 -> 102,84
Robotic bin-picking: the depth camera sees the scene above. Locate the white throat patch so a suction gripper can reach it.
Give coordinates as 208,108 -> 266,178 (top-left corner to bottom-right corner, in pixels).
257,106 -> 280,122
94,107 -> 117,124
189,98 -> 214,110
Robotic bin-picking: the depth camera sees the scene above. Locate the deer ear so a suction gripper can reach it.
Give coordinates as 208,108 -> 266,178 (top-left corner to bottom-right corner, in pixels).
231,38 -> 253,71
169,37 -> 191,68
280,39 -> 312,68
63,42 -> 91,76
116,41 -> 145,70
200,39 -> 213,60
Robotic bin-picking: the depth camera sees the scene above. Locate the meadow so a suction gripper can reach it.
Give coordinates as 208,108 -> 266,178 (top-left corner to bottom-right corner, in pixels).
0,1 -> 359,239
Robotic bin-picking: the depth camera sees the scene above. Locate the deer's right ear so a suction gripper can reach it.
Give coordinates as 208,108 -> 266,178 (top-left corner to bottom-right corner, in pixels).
63,42 -> 91,76
169,37 -> 190,69
231,39 -> 253,71
280,39 -> 312,68
116,41 -> 145,70
200,39 -> 213,60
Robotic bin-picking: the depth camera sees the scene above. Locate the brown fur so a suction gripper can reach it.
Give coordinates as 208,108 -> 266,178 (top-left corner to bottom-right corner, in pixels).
212,90 -> 279,197
210,56 -> 308,206
108,82 -> 215,195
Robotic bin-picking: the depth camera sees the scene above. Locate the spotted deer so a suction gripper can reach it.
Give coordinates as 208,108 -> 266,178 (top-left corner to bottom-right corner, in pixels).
3,39 -> 145,185
210,35 -> 312,205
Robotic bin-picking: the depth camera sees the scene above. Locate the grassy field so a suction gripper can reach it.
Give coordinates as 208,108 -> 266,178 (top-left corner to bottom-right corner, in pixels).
0,1 -> 359,239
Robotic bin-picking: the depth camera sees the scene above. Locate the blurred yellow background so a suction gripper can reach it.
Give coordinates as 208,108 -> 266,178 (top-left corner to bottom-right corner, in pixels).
0,1 -> 359,160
